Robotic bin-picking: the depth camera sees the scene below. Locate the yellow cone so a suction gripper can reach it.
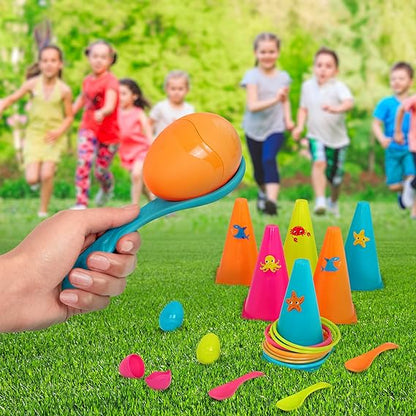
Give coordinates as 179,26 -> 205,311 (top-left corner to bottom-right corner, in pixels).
283,199 -> 318,275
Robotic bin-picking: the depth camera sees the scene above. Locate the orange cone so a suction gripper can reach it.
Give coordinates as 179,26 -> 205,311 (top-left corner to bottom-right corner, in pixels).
283,199 -> 318,275
314,226 -> 357,324
216,198 -> 258,285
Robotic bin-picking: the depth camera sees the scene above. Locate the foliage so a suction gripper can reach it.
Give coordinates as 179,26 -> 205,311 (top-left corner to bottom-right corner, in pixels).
0,198 -> 415,415
0,0 -> 415,195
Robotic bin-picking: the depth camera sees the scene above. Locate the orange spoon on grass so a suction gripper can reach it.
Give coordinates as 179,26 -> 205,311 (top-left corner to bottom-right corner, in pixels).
344,342 -> 399,373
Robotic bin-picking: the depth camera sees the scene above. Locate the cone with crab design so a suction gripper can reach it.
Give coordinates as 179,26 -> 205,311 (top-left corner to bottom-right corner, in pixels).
314,226 -> 357,324
216,198 -> 258,285
283,199 -> 318,275
242,224 -> 289,321
345,201 -> 383,290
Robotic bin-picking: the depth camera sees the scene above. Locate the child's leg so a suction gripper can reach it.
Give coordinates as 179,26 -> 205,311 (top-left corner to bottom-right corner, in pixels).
385,148 -> 404,193
325,146 -> 347,203
130,159 -> 144,205
262,132 -> 285,203
25,162 -> 41,186
75,131 -> 97,207
309,139 -> 327,213
39,161 -> 56,214
94,142 -> 119,193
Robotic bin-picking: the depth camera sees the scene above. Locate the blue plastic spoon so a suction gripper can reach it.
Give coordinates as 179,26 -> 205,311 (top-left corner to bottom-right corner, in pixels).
62,158 -> 245,289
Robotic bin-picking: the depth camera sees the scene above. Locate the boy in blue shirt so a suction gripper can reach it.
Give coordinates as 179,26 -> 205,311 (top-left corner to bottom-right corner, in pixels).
372,62 -> 415,207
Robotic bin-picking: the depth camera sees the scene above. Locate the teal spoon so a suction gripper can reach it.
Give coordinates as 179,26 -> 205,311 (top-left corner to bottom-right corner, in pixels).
276,382 -> 332,412
62,158 -> 245,289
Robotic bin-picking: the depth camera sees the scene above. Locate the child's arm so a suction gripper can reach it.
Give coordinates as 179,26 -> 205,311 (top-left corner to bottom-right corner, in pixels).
322,98 -> 354,114
283,98 -> 295,131
94,88 -> 117,123
246,84 -> 288,112
292,107 -> 308,141
372,118 -> 391,149
139,111 -> 154,143
72,94 -> 85,115
45,86 -> 74,143
393,105 -> 406,144
0,79 -> 34,114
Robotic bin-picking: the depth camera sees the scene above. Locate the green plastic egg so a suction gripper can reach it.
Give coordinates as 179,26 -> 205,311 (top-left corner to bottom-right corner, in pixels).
196,333 -> 221,364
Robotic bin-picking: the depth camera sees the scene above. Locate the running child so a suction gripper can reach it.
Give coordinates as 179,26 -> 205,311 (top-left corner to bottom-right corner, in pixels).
0,45 -> 73,218
118,78 -> 153,205
373,62 -> 415,211
149,70 -> 195,137
241,32 -> 294,216
72,40 -> 120,209
293,47 -> 354,217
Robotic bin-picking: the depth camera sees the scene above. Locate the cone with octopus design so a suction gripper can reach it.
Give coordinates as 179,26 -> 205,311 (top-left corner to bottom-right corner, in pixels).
283,199 -> 318,275
242,224 -> 289,321
262,259 -> 341,371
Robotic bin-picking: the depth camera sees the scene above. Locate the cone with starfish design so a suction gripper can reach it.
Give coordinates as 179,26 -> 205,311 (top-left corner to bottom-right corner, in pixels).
283,199 -> 318,275
216,198 -> 258,285
345,201 -> 383,290
277,259 -> 323,346
242,224 -> 289,321
314,226 -> 357,324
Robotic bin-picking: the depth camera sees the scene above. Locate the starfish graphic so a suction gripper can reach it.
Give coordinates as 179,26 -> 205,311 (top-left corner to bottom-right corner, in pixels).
285,290 -> 305,312
353,229 -> 370,248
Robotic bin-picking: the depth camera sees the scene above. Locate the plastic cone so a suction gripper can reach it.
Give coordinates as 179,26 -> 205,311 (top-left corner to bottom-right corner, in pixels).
216,198 -> 258,285
277,259 -> 323,346
314,226 -> 357,324
283,199 -> 318,275
242,224 -> 289,321
345,201 -> 383,290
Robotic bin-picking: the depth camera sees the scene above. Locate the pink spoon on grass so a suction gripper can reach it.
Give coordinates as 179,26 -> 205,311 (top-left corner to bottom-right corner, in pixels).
208,371 -> 265,401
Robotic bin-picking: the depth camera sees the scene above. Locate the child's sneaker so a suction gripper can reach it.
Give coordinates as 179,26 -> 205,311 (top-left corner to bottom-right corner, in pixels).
327,197 -> 340,218
397,193 -> 406,210
30,183 -> 40,192
314,196 -> 326,215
401,177 -> 416,208
264,199 -> 278,216
256,190 -> 266,212
95,186 -> 114,207
37,211 -> 48,218
70,204 -> 87,210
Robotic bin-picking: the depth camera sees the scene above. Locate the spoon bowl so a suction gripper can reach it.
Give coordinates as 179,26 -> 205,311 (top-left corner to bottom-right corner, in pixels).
63,158 -> 245,289
344,342 -> 399,373
276,382 -> 332,411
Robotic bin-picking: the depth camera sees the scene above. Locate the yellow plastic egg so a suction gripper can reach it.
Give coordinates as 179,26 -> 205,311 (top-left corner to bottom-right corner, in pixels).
143,112 -> 242,201
196,333 -> 221,364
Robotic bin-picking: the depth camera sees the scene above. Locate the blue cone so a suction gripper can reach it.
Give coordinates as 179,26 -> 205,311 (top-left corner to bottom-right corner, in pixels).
277,259 -> 323,346
345,201 -> 383,290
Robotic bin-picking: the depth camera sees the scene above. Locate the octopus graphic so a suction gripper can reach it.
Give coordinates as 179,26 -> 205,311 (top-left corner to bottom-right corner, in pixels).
260,255 -> 281,272
289,226 -> 311,243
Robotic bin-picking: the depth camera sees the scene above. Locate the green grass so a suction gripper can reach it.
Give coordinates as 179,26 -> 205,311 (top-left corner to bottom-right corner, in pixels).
0,197 -> 415,415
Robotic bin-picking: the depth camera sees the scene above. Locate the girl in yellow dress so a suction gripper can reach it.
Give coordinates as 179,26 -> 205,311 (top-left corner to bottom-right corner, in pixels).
0,45 -> 73,217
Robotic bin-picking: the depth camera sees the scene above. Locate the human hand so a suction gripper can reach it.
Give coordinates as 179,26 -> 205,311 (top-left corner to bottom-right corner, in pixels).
321,104 -> 339,114
45,129 -> 62,143
292,126 -> 303,141
94,109 -> 105,123
285,119 -> 295,131
393,131 -> 405,145
0,205 -> 141,332
379,136 -> 392,149
277,87 -> 289,102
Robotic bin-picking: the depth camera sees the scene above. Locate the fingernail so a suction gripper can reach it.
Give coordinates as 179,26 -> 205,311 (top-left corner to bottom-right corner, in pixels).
89,254 -> 110,271
71,270 -> 92,287
120,240 -> 134,252
60,292 -> 78,305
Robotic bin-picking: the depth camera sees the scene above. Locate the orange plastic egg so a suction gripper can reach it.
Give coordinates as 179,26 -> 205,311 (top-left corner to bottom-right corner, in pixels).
143,112 -> 242,201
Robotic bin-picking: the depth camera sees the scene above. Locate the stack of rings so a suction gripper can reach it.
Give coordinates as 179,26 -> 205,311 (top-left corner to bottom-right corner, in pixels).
262,317 -> 341,371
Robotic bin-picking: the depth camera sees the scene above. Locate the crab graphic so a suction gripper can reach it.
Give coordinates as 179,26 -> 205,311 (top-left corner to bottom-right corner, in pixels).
260,255 -> 281,272
289,226 -> 311,242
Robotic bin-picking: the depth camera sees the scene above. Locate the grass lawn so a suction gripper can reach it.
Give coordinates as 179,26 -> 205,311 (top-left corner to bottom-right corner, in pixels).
0,196 -> 415,415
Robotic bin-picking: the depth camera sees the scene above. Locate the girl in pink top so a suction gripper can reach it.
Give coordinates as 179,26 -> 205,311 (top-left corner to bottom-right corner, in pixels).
72,40 -> 120,209
118,79 -> 153,205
